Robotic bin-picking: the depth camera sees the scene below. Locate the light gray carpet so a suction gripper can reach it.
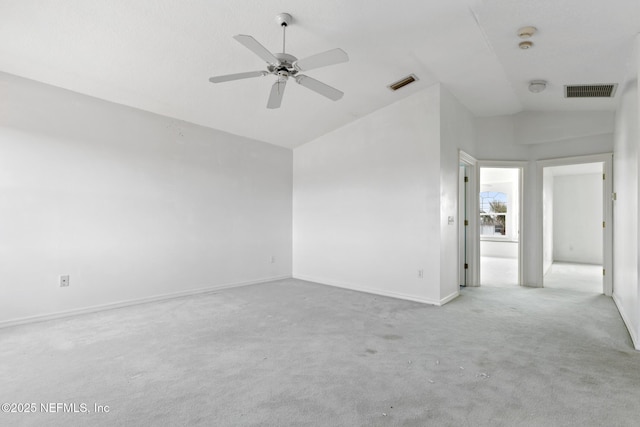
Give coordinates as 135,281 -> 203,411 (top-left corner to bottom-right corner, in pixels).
1,278 -> 638,426
544,262 -> 602,294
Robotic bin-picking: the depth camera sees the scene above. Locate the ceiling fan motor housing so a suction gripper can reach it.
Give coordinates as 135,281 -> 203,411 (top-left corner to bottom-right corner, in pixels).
269,53 -> 298,77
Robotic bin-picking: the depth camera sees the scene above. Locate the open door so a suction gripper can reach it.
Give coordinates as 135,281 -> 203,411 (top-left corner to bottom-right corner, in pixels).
459,162 -> 468,287
459,151 -> 478,287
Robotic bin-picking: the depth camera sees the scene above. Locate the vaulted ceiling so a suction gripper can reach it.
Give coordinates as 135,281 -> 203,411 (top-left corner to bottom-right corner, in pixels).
0,0 -> 638,148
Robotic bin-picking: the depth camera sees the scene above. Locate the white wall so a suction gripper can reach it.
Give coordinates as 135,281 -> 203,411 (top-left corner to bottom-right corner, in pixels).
292,84 -> 475,305
475,115 -> 613,287
553,174 -> 603,264
480,241 -> 518,258
0,72 -> 293,325
612,38 -> 639,349
513,111 -> 614,145
293,85 -> 445,304
542,170 -> 554,274
439,86 -> 477,299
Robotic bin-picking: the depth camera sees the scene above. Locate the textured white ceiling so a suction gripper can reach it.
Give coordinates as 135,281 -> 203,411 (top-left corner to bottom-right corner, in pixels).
0,0 -> 638,148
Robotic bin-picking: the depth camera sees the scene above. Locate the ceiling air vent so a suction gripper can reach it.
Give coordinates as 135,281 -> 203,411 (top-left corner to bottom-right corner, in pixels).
388,74 -> 419,91
564,84 -> 617,98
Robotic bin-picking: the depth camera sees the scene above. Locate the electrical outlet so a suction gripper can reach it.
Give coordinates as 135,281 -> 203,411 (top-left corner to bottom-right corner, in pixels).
271,256 -> 276,264
60,275 -> 70,287
418,269 -> 424,279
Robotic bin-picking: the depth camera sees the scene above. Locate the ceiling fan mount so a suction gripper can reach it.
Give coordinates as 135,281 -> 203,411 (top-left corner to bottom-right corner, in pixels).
275,12 -> 292,27
209,13 -> 349,109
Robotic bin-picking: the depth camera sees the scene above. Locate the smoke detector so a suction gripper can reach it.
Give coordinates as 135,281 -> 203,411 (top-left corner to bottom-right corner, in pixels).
517,26 -> 537,39
528,80 -> 547,93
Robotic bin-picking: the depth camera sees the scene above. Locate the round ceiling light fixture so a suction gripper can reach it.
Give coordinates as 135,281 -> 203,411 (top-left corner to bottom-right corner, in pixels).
519,41 -> 533,49
517,26 -> 537,39
528,80 -> 547,93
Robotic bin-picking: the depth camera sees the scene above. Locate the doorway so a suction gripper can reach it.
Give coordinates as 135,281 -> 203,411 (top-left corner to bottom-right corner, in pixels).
538,154 -> 613,295
478,164 -> 524,286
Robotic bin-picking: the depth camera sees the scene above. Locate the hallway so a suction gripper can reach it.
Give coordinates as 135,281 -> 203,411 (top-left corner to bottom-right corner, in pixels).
544,262 -> 602,294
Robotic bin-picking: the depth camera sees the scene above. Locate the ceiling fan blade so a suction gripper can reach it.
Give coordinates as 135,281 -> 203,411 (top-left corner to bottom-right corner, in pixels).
295,75 -> 343,101
267,79 -> 287,109
209,71 -> 267,83
293,48 -> 349,72
233,34 -> 279,65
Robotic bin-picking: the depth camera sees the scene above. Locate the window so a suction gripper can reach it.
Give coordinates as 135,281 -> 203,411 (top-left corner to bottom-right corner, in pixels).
480,191 -> 507,237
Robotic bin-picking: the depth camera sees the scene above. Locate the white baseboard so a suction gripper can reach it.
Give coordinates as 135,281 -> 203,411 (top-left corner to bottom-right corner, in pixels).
523,282 -> 543,288
612,293 -> 640,351
293,274 -> 458,306
440,290 -> 460,305
0,275 -> 291,329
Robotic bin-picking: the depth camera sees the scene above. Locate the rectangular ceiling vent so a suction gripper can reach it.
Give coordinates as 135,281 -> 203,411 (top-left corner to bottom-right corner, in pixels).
388,74 -> 419,91
564,84 -> 617,98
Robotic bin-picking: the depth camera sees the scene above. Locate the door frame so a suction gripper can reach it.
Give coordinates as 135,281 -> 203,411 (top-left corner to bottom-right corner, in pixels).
477,160 -> 527,286
459,150 -> 478,287
536,153 -> 613,295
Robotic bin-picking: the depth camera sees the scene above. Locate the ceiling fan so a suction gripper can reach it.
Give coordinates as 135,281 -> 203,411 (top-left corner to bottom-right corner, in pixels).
209,13 -> 349,109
